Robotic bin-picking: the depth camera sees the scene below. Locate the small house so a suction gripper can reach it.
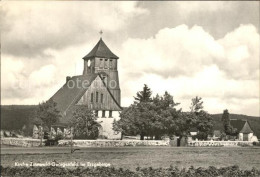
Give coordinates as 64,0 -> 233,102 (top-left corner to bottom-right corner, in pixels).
189,127 -> 198,136
230,119 -> 258,142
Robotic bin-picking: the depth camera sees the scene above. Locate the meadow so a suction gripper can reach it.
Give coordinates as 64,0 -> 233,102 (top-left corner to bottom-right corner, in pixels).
1,146 -> 260,170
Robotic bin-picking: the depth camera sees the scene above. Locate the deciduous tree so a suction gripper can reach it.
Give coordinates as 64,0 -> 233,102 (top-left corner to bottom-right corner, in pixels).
35,99 -> 61,129
69,106 -> 100,139
190,97 -> 213,140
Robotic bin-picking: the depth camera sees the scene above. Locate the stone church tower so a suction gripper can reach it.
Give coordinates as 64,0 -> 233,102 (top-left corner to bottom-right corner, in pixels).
51,38 -> 122,139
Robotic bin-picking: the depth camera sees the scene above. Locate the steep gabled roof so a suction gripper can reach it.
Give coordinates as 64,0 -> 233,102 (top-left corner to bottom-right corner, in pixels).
230,119 -> 254,134
189,127 -> 198,132
51,74 -> 98,115
51,73 -> 122,124
83,38 -> 119,60
240,121 -> 254,133
230,119 -> 246,132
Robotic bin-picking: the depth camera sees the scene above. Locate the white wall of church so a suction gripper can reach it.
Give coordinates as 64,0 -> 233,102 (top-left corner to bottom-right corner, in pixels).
96,111 -> 121,139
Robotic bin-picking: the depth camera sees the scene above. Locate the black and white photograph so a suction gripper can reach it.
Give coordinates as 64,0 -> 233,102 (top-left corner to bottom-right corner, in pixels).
1,1 -> 260,176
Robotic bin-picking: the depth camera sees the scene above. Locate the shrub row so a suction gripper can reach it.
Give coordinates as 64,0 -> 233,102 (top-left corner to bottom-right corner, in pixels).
1,165 -> 259,177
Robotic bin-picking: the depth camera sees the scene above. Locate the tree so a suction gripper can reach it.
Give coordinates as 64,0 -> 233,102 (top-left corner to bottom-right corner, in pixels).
195,110 -> 213,140
114,91 -> 182,140
221,109 -> 237,135
35,99 -> 61,130
114,90 -> 212,141
190,96 -> 203,114
134,84 -> 152,103
113,102 -> 155,140
190,97 -> 213,140
69,106 -> 101,139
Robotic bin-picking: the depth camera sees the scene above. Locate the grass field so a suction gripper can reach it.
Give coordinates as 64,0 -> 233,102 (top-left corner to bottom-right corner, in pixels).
1,146 -> 260,170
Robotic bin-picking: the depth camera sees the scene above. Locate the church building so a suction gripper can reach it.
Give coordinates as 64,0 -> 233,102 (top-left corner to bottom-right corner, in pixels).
50,37 -> 122,139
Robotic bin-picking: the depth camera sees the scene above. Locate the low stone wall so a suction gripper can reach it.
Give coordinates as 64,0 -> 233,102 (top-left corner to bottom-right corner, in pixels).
1,138 -> 44,147
188,140 -> 253,147
58,139 -> 170,147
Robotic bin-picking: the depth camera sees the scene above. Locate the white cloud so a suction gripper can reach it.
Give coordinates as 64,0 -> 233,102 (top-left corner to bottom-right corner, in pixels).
121,25 -> 224,77
2,1 -> 148,57
217,24 -> 259,79
120,24 -> 259,116
28,65 -> 56,87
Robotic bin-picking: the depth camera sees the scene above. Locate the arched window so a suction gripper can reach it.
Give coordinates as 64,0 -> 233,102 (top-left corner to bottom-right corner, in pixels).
87,59 -> 91,67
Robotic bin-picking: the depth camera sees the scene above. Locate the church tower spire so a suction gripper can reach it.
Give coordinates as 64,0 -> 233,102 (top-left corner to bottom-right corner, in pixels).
82,38 -> 119,75
82,38 -> 121,105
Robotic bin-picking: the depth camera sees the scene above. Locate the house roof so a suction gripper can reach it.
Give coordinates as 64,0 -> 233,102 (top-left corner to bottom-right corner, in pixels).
240,121 -> 254,133
51,74 -> 98,115
230,119 -> 253,134
189,127 -> 198,132
230,119 -> 246,132
51,73 -> 122,125
82,38 -> 119,60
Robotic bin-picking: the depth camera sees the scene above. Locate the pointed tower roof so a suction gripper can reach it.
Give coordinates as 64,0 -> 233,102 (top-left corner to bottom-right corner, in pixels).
240,121 -> 254,134
83,38 -> 119,60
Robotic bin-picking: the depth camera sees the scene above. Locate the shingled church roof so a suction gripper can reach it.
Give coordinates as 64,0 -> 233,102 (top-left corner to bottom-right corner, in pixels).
51,73 -> 122,124
82,38 -> 119,60
51,74 -> 98,115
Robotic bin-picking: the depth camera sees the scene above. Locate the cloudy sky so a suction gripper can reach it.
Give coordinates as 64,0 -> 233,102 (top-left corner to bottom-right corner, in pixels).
1,1 -> 259,116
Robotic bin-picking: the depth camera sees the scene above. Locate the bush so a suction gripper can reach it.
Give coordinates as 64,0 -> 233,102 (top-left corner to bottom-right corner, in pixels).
1,165 -> 259,177
45,139 -> 58,146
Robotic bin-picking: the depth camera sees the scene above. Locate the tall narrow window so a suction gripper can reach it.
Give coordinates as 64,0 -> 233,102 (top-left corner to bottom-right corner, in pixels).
100,59 -> 104,68
95,110 -> 99,117
101,93 -> 104,103
91,93 -> 93,103
109,59 -> 112,69
109,110 -> 112,118
96,92 -> 99,102
104,59 -> 108,69
102,110 -> 106,118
